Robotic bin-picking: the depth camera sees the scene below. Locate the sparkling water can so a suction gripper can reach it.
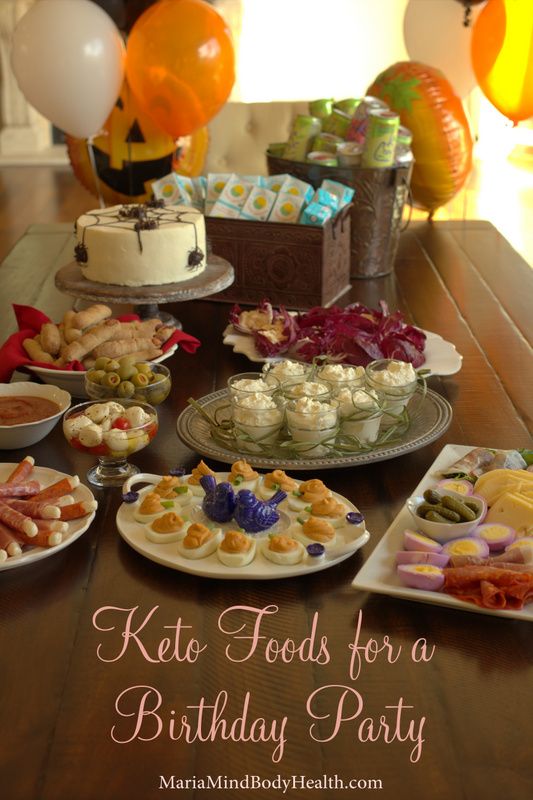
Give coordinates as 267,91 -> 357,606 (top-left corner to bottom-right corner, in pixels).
309,98 -> 334,119
361,110 -> 400,168
283,115 -> 322,161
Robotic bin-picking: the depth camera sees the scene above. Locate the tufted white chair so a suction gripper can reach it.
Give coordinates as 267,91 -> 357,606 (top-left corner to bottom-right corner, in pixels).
204,101 -> 308,175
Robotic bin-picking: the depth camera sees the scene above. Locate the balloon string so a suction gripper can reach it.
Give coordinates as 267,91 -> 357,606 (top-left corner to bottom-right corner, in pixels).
87,137 -> 105,208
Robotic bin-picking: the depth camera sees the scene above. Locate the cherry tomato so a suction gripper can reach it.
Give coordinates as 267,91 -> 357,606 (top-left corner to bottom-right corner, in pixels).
112,417 -> 131,430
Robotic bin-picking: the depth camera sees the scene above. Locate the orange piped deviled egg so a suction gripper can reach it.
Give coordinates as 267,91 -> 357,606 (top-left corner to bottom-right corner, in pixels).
262,533 -> 305,566
217,529 -> 256,567
177,522 -> 222,559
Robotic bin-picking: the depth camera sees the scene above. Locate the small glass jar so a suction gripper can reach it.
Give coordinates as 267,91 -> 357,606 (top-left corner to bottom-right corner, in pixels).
285,397 -> 339,457
316,363 -> 366,395
281,377 -> 331,402
262,359 -> 310,386
365,359 -> 418,424
231,392 -> 284,453
336,387 -> 382,445
228,372 -> 280,400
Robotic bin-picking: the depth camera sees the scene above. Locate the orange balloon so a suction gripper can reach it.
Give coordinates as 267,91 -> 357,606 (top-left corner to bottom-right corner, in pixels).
471,0 -> 533,123
367,62 -> 473,212
67,79 -> 208,205
126,0 -> 235,138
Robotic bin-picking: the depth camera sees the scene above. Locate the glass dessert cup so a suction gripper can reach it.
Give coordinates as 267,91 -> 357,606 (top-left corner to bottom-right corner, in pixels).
285,398 -> 339,457
63,399 -> 158,488
231,393 -> 284,454
261,360 -> 311,386
281,377 -> 332,402
337,388 -> 383,445
316,363 -> 366,395
227,372 -> 280,400
365,358 -> 418,427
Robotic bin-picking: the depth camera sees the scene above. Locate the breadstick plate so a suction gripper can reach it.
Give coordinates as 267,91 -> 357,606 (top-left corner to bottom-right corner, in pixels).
26,345 -> 177,398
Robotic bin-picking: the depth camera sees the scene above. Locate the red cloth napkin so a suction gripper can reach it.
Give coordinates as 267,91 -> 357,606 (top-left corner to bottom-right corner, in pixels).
0,304 -> 200,383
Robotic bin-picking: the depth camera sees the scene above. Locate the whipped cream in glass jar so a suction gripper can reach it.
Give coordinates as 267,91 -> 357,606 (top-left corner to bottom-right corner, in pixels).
281,378 -> 331,402
262,359 -> 310,386
336,387 -> 382,444
286,397 -> 339,457
231,392 -> 284,453
365,359 -> 418,424
317,363 -> 365,394
228,372 -> 280,399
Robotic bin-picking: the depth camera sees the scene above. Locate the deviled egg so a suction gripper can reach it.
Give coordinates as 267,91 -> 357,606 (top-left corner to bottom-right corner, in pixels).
293,516 -> 337,548
187,460 -> 216,496
217,530 -> 256,567
177,523 -> 223,559
258,469 -> 298,501
227,459 -> 260,491
262,534 -> 305,566
133,491 -> 171,523
145,512 -> 189,544
287,478 -> 332,512
153,475 -> 193,506
304,496 -> 349,528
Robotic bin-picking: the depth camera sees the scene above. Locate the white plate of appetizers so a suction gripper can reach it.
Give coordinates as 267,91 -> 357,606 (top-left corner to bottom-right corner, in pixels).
26,345 -> 177,398
351,444 -> 533,621
0,464 -> 97,571
223,327 -> 462,377
116,471 -> 370,580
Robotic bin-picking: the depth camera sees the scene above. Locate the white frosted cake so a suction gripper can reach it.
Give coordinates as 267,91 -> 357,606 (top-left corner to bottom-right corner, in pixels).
74,203 -> 206,286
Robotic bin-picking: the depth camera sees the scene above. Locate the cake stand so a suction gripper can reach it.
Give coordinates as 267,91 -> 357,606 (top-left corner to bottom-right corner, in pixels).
54,255 -> 235,328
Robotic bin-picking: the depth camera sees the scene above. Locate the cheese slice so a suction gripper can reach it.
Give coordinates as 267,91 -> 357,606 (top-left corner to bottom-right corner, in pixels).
485,491 -> 533,535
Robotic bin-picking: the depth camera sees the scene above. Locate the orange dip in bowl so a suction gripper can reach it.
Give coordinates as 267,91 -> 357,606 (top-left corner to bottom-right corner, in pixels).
0,396 -> 61,426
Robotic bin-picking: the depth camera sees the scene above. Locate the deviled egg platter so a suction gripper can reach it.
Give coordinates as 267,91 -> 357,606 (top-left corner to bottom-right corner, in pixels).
117,460 -> 370,579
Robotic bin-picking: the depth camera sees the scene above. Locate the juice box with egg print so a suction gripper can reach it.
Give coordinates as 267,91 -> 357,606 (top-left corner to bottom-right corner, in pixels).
205,173 -> 232,214
300,202 -> 334,227
152,172 -> 189,205
279,176 -> 314,204
268,192 -> 306,224
241,186 -> 277,221
175,176 -> 205,210
264,173 -> 290,194
217,174 -> 254,211
320,179 -> 355,209
209,202 -> 242,218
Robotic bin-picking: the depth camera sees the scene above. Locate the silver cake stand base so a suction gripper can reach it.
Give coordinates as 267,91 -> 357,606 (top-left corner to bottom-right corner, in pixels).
55,256 -> 235,329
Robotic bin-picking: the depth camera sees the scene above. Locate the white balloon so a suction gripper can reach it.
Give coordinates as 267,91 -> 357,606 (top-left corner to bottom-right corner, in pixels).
403,0 -> 482,98
11,0 -> 125,138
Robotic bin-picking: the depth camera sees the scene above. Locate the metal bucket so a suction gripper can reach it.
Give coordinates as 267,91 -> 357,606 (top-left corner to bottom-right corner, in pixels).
266,151 -> 412,279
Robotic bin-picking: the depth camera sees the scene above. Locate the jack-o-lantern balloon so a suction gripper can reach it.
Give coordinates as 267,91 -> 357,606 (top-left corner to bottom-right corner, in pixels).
66,79 -> 208,205
367,62 -> 473,213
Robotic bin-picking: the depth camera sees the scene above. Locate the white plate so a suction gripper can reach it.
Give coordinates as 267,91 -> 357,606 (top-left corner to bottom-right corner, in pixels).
117,472 -> 370,580
26,345 -> 177,398
351,444 -> 533,621
223,327 -> 462,377
0,464 -> 97,571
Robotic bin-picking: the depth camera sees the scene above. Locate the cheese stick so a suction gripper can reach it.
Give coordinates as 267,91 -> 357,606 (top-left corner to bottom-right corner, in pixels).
23,337 -> 55,364
72,304 -> 112,330
61,319 -> 120,362
0,501 -> 38,537
40,322 -> 61,355
6,456 -> 35,484
91,337 -> 158,359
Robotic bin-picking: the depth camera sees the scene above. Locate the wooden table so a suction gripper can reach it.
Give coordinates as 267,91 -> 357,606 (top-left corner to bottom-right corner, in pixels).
1,221 -> 532,800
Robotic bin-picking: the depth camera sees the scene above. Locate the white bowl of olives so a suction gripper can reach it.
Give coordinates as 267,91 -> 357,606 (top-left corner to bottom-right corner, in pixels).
85,357 -> 171,406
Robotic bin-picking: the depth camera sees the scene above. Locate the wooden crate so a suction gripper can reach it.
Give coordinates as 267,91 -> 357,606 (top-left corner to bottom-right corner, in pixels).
206,207 -> 351,309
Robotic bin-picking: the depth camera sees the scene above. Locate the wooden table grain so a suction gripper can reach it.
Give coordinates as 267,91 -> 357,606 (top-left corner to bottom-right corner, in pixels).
0,220 -> 532,800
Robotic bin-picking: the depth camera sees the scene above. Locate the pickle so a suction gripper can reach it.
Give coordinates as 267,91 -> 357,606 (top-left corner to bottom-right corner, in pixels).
425,510 -> 451,523
441,494 -> 477,521
463,500 -> 479,513
423,489 -> 441,505
417,503 -> 460,522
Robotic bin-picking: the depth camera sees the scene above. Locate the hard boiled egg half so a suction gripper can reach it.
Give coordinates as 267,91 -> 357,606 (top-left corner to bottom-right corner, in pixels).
177,523 -> 222,560
145,512 -> 190,544
217,530 -> 256,567
262,533 -> 305,565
